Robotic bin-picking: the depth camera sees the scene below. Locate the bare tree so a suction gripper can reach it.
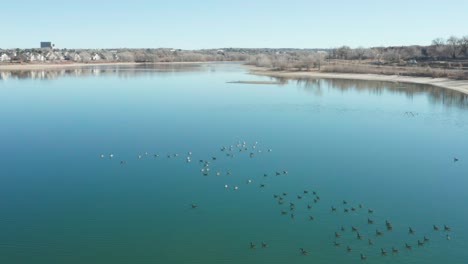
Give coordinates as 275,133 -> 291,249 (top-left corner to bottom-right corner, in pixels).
447,36 -> 459,58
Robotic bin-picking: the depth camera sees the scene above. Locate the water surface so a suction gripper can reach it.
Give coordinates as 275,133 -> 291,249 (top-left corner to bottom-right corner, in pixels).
1,63 -> 467,264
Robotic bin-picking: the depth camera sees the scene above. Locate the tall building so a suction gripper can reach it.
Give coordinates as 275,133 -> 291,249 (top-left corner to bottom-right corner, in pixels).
40,42 -> 53,48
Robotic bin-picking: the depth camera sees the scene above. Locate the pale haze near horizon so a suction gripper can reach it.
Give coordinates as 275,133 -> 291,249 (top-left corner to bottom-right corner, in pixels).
1,0 -> 467,49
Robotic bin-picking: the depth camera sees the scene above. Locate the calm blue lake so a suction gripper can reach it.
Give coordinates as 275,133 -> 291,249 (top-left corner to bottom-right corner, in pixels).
0,63 -> 467,264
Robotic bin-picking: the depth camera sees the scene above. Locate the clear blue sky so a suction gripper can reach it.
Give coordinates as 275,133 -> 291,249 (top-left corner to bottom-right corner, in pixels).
1,0 -> 467,49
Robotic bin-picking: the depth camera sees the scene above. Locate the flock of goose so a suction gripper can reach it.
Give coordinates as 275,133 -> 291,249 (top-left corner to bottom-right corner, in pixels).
100,140 -> 457,261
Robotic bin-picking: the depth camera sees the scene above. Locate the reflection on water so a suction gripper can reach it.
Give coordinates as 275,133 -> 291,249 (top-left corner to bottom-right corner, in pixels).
0,63 -> 218,80
271,77 -> 468,109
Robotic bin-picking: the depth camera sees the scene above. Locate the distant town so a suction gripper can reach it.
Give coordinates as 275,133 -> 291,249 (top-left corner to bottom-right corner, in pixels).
1,36 -> 467,80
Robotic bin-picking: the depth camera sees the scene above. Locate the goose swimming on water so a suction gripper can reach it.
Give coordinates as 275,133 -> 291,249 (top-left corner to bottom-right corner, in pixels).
376,229 -> 383,236
381,248 -> 387,256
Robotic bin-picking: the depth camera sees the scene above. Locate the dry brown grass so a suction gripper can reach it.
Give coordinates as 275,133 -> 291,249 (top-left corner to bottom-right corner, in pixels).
321,63 -> 468,80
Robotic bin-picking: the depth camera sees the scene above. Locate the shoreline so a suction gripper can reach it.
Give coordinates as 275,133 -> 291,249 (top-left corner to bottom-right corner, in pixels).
247,66 -> 468,95
0,61 -> 224,70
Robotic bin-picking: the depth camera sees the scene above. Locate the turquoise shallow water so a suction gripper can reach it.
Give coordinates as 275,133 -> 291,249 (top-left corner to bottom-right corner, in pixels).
0,63 -> 467,264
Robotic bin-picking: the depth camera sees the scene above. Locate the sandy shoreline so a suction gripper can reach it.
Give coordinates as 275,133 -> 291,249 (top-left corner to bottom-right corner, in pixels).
0,61 -> 218,70
247,66 -> 468,95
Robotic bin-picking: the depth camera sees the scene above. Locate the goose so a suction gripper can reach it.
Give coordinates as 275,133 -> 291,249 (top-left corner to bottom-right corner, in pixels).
335,232 -> 341,238
409,227 -> 415,234
368,239 -> 374,246
405,243 -> 412,250
309,215 -> 315,221
249,153 -> 254,158
281,210 -> 287,215
381,248 -> 387,256
263,174 -> 268,177
454,157 -> 459,162
368,218 -> 374,224
341,226 -> 346,232
424,236 -> 429,242
331,206 -> 337,212
368,209 -> 374,214
299,248 -> 308,255
433,225 -> 439,231
307,204 -> 312,209
417,240 -> 424,246
282,170 -> 288,174
191,204 -> 198,209
290,213 -> 295,219
273,194 -> 279,199
278,200 -> 284,205
347,246 -> 352,252
359,204 -> 363,208
334,241 -> 340,246
297,195 -> 303,199
304,190 -> 309,194
352,226 -> 358,232
444,225 -> 451,232
120,160 -> 127,165
261,242 -> 268,248
343,200 -> 348,205
282,192 -> 287,196
268,149 -> 272,152
360,253 -> 367,260
154,154 -> 160,158
376,229 -> 383,236
392,247 -> 399,254
351,207 -> 356,212
357,232 -> 363,240
446,234 -> 451,240
260,184 -> 266,188
344,208 -> 349,213
314,199 -> 318,203
250,242 -> 256,249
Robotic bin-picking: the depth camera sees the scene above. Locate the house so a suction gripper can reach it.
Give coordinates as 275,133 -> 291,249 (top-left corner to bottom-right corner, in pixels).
78,51 -> 92,62
0,53 -> 11,62
91,53 -> 101,61
65,52 -> 81,62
